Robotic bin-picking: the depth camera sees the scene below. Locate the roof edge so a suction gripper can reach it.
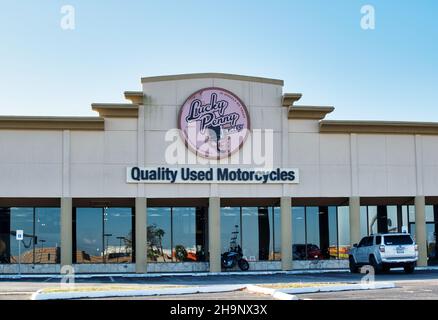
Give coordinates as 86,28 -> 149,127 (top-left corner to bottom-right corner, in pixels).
320,120 -> 438,135
124,91 -> 143,105
91,103 -> 139,118
0,116 -> 104,130
289,106 -> 334,120
141,73 -> 284,86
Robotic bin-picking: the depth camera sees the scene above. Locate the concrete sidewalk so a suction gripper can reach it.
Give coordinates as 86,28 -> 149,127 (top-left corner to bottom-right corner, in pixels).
1,266 -> 438,280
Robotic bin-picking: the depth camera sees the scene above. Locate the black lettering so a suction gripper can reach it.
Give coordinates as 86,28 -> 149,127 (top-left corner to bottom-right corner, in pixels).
131,167 -> 141,181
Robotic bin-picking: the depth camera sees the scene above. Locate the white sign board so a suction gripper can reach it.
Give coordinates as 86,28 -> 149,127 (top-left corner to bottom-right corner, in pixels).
127,167 -> 300,184
16,230 -> 24,241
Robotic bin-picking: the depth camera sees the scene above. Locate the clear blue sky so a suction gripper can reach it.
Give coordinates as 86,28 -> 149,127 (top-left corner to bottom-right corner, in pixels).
0,0 -> 436,121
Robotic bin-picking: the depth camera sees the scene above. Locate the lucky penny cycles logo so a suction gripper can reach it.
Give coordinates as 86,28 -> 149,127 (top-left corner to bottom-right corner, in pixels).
178,88 -> 250,159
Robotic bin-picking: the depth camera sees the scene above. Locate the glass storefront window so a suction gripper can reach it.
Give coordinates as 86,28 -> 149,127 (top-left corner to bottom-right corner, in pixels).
242,207 -> 259,261
34,208 -> 61,264
221,207 -> 280,262
362,205 -> 408,235
368,206 -> 378,234
104,208 -> 133,263
147,207 -> 207,263
292,206 -> 349,261
305,207 -> 320,258
172,207 -> 196,262
75,208 -> 103,263
272,208 -> 281,260
221,207 -> 241,257
387,206 -> 398,233
147,207 -> 171,262
425,205 -> 438,266
292,207 -> 305,260
10,208 -> 33,264
0,207 -> 60,264
328,206 -> 338,258
360,206 -> 368,238
426,205 -> 435,223
409,205 -> 416,223
74,207 -> 133,264
337,206 -> 350,259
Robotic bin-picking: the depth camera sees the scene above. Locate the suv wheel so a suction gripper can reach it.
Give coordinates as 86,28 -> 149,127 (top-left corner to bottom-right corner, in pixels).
404,264 -> 415,274
349,256 -> 359,273
369,255 -> 382,273
382,265 -> 390,273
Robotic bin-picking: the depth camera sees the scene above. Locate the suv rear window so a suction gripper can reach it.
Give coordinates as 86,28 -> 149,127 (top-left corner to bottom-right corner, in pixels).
384,235 -> 413,245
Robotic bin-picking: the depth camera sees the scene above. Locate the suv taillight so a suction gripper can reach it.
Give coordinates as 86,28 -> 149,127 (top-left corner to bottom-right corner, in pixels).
379,245 -> 385,253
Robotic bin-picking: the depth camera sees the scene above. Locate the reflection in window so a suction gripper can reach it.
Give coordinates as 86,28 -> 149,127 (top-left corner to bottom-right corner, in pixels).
147,207 -> 207,263
221,207 -> 280,262
337,207 -> 350,259
74,207 -> 133,264
292,206 -> 350,260
148,208 -> 171,262
368,206 -> 378,234
305,207 -> 320,257
292,207 -> 305,261
35,208 -> 61,264
425,205 -> 438,266
272,208 -> 281,260
0,207 -> 60,264
221,207 -> 241,258
361,205 -> 414,236
172,207 -> 196,262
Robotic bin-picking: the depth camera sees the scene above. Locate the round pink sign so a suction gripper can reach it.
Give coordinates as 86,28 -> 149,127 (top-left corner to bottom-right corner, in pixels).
178,87 -> 250,159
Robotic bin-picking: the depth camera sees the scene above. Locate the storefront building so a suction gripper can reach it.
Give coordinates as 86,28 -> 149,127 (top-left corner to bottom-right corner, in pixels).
0,73 -> 437,274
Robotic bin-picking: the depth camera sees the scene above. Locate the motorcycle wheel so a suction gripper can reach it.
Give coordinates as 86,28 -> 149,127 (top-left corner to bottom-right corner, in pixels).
238,258 -> 249,271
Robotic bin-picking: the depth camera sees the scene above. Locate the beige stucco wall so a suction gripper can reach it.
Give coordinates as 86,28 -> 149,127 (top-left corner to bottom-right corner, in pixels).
0,75 -> 436,199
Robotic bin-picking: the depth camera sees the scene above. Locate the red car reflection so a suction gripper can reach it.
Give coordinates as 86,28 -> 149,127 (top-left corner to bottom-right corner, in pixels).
293,244 -> 323,260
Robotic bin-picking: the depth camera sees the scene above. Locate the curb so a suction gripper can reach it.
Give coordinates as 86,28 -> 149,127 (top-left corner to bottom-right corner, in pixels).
278,281 -> 395,295
31,284 -> 247,300
246,284 -> 298,300
0,269 -> 350,280
31,281 -> 395,300
247,281 -> 394,299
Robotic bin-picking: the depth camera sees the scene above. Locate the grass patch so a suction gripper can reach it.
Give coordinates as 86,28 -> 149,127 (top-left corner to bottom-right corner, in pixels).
259,282 -> 348,289
40,285 -> 185,294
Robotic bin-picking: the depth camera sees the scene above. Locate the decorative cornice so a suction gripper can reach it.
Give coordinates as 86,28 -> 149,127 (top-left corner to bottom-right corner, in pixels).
91,103 -> 139,118
320,120 -> 438,135
141,73 -> 284,86
124,91 -> 143,105
289,106 -> 334,120
282,93 -> 302,107
0,116 -> 104,130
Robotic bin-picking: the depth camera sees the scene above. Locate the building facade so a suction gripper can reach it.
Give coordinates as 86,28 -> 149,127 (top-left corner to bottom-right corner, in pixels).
0,73 -> 437,274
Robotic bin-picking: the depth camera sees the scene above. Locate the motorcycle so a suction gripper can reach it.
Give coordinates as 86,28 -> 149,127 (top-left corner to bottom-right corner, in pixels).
221,225 -> 250,271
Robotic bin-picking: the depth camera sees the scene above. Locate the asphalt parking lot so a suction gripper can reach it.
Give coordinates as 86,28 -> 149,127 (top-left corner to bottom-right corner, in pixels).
2,270 -> 438,300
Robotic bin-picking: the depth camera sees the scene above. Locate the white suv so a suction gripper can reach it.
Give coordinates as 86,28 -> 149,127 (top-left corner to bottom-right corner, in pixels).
349,233 -> 418,274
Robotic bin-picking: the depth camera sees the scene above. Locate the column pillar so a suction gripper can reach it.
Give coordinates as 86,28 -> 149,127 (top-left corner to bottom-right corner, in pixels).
60,197 -> 72,268
349,196 -> 361,246
280,197 -> 292,271
415,196 -> 427,267
135,197 -> 147,273
208,197 -> 221,273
